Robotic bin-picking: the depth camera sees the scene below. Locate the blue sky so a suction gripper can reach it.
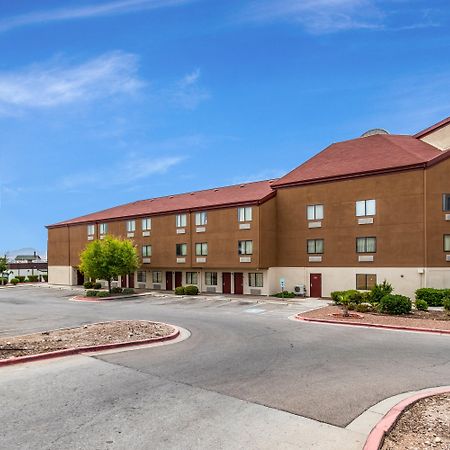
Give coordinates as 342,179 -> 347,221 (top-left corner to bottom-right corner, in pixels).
0,0 -> 449,254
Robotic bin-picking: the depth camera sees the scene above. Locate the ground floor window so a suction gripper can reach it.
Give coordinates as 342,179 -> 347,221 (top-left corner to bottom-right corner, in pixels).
249,273 -> 263,287
445,234 -> 450,252
137,271 -> 146,283
205,272 -> 217,285
152,271 -> 162,283
356,274 -> 377,290
186,272 -> 198,285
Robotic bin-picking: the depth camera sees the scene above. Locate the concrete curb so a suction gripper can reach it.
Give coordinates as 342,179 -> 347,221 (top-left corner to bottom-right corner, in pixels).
295,314 -> 450,335
70,292 -> 154,302
363,386 -> 450,450
0,321 -> 180,368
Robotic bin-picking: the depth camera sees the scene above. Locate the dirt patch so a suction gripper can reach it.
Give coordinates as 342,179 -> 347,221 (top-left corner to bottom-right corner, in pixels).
0,321 -> 175,360
381,394 -> 450,449
300,306 -> 450,331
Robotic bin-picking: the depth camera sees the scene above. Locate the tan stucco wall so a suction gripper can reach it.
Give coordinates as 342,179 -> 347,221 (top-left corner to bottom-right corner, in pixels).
420,124 -> 450,150
48,265 -> 75,285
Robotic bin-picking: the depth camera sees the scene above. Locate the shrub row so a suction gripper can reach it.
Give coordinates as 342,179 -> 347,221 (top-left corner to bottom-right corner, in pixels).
331,281 -> 393,305
83,281 -> 102,289
273,291 -> 296,298
6,275 -> 43,284
85,288 -> 135,298
415,288 -> 450,307
175,285 -> 199,295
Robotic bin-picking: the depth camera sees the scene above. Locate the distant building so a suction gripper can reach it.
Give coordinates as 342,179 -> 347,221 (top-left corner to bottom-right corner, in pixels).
7,251 -> 48,280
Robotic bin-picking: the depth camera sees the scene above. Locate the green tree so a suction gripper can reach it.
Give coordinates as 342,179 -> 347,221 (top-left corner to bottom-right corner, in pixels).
79,236 -> 139,293
0,256 -> 8,285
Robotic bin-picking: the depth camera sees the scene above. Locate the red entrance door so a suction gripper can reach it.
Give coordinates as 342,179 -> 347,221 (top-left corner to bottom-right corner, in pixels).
222,272 -> 231,294
234,272 -> 243,295
175,272 -> 183,288
128,273 -> 135,289
166,272 -> 173,290
310,273 -> 322,298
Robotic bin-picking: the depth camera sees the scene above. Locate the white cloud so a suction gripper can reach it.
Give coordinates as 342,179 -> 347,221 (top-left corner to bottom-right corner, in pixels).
0,52 -> 143,115
168,69 -> 210,110
0,0 -> 194,33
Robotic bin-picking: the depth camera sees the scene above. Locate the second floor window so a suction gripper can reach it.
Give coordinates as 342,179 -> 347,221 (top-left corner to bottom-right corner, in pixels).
195,211 -> 207,226
87,224 -> 95,236
176,214 -> 187,228
445,235 -> 450,252
99,223 -> 108,235
307,204 -> 324,221
307,239 -> 324,254
127,220 -> 136,232
238,240 -> 253,255
443,194 -> 450,211
186,272 -> 198,284
356,199 -> 376,217
205,272 -> 217,285
142,218 -> 151,231
195,242 -> 208,256
142,245 -> 152,257
176,243 -> 187,256
356,237 -> 377,253
238,207 -> 253,222
152,271 -> 162,283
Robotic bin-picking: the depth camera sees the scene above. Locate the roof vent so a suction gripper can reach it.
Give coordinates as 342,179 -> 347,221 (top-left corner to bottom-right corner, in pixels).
214,189 -> 219,192
240,184 -> 245,188
361,128 -> 389,138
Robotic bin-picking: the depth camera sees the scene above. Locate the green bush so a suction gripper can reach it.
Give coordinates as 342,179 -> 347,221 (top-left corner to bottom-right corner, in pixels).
0,277 -> 7,285
370,281 -> 393,303
415,288 -> 450,307
96,291 -> 110,298
379,294 -> 412,315
83,281 -> 94,289
122,288 -> 135,295
330,290 -> 358,304
175,286 -> 185,295
10,278 -> 19,285
93,282 -> 102,290
273,291 -> 296,298
16,276 -> 26,283
443,297 -> 450,311
184,285 -> 199,295
111,287 -> 123,294
415,299 -> 428,311
27,275 -> 39,282
356,303 -> 371,313
43,275 -> 48,282
86,290 -> 98,297
348,302 -> 356,311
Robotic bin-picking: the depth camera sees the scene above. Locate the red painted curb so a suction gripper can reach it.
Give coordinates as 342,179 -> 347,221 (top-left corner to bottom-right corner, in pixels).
295,315 -> 450,335
363,386 -> 450,450
0,324 -> 180,368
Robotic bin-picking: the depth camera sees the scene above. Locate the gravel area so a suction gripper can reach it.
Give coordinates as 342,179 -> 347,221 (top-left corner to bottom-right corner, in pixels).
300,306 -> 450,331
0,321 -> 175,360
382,394 -> 450,449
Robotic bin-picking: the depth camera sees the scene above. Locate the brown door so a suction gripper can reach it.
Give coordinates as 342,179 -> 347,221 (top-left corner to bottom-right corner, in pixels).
128,273 -> 135,288
76,270 -> 84,286
175,272 -> 183,288
222,272 -> 231,294
234,272 -> 243,295
120,276 -> 126,288
166,272 -> 173,291
310,273 -> 322,298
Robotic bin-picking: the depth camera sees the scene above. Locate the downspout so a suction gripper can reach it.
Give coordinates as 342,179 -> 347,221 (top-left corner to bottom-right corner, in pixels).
423,168 -> 428,288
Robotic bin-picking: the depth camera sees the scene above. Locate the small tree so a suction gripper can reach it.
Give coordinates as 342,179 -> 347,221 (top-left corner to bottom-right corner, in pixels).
79,236 -> 139,293
0,257 -> 8,285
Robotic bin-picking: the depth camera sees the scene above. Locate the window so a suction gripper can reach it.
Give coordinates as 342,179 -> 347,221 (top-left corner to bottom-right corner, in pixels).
142,218 -> 151,231
195,242 -> 208,256
205,272 -> 217,285
356,199 -> 376,217
87,224 -> 95,236
249,273 -> 263,287
176,214 -> 187,228
152,271 -> 162,283
356,237 -> 377,253
307,204 -> 324,221
356,274 -> 377,290
176,243 -> 187,256
195,211 -> 207,226
186,272 -> 198,284
238,207 -> 253,222
307,239 -> 324,254
99,223 -> 108,235
443,194 -> 450,211
137,271 -> 146,283
127,220 -> 136,232
238,240 -> 253,255
142,245 -> 152,257
445,235 -> 450,252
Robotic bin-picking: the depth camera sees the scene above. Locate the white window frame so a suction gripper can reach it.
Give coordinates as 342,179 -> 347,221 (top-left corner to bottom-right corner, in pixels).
356,199 -> 376,217
142,245 -> 152,257
99,223 -> 108,235
238,207 -> 253,222
87,224 -> 95,236
307,204 -> 324,221
127,220 -> 136,232
249,273 -> 263,287
142,218 -> 151,231
176,214 -> 187,228
195,211 -> 207,226
152,271 -> 162,283
195,242 -> 208,256
205,272 -> 217,286
238,240 -> 253,255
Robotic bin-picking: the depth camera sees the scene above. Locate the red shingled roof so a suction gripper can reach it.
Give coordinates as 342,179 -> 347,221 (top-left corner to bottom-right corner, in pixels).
272,134 -> 444,188
415,116 -> 450,138
48,180 -> 276,227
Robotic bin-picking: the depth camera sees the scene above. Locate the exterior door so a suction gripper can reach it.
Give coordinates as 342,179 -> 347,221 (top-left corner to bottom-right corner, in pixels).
76,270 -> 84,286
310,273 -> 322,298
128,273 -> 135,289
120,276 -> 126,288
175,272 -> 183,288
222,272 -> 231,294
234,272 -> 244,295
166,272 -> 173,290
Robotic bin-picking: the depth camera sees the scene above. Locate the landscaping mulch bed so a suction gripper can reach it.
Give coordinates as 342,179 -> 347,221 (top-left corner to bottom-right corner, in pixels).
300,306 -> 450,331
0,321 -> 174,360
381,393 -> 450,449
